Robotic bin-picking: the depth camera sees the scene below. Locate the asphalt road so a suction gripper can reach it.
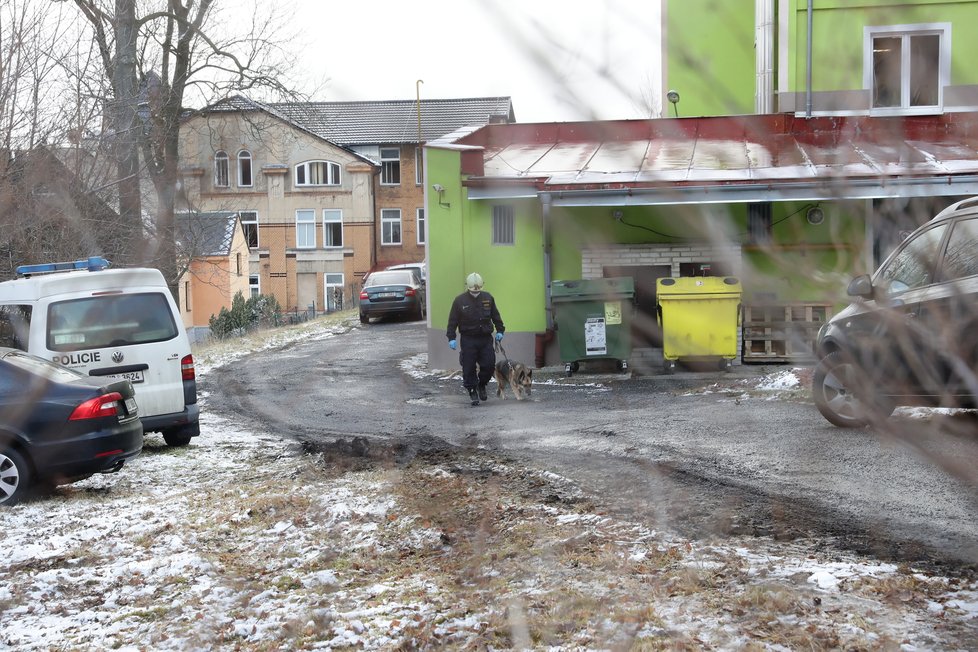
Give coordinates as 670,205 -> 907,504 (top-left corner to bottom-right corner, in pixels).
203,318 -> 978,568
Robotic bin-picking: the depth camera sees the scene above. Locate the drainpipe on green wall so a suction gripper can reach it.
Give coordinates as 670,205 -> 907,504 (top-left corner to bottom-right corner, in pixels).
541,192 -> 553,328
806,0 -> 813,117
536,192 -> 556,368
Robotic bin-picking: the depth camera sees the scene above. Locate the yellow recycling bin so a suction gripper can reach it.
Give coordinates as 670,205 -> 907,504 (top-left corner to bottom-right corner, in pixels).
656,276 -> 742,373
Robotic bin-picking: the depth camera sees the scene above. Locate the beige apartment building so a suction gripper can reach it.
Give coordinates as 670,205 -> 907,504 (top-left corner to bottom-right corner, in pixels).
178,96 -> 514,316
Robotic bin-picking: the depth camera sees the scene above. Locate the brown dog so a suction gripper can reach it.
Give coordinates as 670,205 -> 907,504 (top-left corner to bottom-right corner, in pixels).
494,359 -> 532,400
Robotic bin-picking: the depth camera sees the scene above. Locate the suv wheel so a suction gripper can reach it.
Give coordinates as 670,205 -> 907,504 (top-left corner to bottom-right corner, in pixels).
813,351 -> 893,428
0,447 -> 32,506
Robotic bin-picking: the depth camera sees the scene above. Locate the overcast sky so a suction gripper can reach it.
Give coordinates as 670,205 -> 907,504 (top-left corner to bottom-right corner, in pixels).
283,0 -> 663,122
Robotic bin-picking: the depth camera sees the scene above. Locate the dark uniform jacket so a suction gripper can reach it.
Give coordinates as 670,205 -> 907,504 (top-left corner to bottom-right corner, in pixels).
446,291 -> 505,339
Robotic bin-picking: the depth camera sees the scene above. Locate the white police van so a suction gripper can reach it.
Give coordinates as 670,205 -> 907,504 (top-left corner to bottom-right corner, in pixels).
0,258 -> 199,446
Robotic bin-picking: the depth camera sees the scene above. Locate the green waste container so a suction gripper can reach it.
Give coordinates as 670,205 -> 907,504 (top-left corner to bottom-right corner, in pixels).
551,277 -> 634,376
656,276 -> 742,373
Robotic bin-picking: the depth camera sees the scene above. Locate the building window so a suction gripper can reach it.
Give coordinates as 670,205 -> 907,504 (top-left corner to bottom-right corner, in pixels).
323,209 -> 343,248
296,209 -> 316,248
240,211 -> 258,249
295,160 -> 341,186
184,281 -> 191,311
748,203 -> 772,244
380,147 -> 400,185
214,151 -> 229,187
415,147 -> 423,185
235,252 -> 242,276
865,23 -> 949,112
381,208 -> 402,245
416,208 -> 426,245
238,150 -> 253,187
249,275 -> 260,297
492,205 -> 515,246
325,273 -> 344,312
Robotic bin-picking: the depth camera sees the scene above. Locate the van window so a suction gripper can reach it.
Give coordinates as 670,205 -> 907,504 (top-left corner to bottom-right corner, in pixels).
47,293 -> 179,352
0,305 -> 32,350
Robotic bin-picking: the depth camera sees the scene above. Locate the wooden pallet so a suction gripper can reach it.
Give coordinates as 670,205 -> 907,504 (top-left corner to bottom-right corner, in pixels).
742,303 -> 833,363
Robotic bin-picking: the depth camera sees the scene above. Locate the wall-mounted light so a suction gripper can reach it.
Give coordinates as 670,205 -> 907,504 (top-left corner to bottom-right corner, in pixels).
806,205 -> 824,225
612,209 -> 624,221
666,89 -> 681,118
432,183 -> 450,208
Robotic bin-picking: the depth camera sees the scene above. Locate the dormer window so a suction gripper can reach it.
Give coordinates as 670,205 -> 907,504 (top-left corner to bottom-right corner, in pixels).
295,160 -> 341,186
214,151 -> 230,187
238,150 -> 253,187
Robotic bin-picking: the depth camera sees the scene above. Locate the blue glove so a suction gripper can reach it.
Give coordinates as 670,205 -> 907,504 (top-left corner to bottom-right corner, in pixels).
449,339 -> 457,350
495,332 -> 504,342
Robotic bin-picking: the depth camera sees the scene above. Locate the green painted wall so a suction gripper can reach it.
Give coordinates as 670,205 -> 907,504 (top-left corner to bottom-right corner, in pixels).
664,0 -> 757,116
426,147 -> 547,335
786,0 -> 978,94
665,0 -> 978,115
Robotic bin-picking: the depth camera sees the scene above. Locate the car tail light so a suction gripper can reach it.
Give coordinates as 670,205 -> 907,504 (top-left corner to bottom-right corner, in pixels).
404,287 -> 416,297
359,291 -> 369,300
69,392 -> 122,420
181,354 -> 196,381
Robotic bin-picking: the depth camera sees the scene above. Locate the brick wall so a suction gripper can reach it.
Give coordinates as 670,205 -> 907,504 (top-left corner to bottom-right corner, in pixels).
581,242 -> 743,278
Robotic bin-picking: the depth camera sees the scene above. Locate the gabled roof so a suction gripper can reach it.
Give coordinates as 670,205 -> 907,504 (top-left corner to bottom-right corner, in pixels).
441,112 -> 978,205
176,211 -> 239,257
198,95 -> 515,146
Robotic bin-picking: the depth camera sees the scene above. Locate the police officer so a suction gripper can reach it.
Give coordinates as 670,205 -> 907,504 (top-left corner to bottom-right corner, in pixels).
446,272 -> 505,406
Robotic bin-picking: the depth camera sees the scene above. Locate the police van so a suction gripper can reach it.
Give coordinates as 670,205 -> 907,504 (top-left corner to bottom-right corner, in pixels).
0,258 -> 199,446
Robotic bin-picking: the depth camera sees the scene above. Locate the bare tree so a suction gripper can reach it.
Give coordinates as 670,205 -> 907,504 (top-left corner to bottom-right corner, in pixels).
67,0 -> 296,297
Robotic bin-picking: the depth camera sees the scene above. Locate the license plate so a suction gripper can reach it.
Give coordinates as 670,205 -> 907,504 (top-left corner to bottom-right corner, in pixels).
377,292 -> 397,298
105,370 -> 145,383
124,397 -> 138,414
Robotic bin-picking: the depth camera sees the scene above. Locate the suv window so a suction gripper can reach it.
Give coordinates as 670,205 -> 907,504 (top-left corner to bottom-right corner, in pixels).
877,223 -> 948,295
940,216 -> 978,281
47,293 -> 179,352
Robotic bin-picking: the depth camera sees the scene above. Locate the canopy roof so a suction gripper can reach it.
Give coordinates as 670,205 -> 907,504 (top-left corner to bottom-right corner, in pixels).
436,113 -> 978,205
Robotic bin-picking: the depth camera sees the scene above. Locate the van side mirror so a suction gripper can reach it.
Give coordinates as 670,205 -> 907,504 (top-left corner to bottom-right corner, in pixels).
847,274 -> 874,299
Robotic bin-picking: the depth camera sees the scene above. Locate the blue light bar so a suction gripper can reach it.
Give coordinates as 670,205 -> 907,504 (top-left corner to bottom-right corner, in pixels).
15,257 -> 111,277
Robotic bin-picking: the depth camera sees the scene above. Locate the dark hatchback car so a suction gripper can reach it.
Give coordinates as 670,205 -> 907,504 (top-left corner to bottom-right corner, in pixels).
0,348 -> 143,505
359,270 -> 427,323
813,196 -> 978,427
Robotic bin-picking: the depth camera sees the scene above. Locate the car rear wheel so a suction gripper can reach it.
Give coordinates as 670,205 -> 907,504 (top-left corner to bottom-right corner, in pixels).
0,447 -> 32,506
359,312 -> 369,324
813,350 -> 893,428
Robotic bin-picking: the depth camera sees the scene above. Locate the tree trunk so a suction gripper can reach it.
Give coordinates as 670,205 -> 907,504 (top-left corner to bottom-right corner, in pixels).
111,0 -> 143,266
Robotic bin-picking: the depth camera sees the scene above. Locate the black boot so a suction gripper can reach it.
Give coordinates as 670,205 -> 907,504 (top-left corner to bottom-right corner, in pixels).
468,387 -> 480,406
478,384 -> 488,401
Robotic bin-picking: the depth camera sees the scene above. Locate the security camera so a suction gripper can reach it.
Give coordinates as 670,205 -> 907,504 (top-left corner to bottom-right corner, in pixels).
432,184 -> 444,193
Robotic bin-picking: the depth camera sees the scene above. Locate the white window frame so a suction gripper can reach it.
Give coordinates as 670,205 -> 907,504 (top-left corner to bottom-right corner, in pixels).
294,160 -> 341,187
381,208 -> 402,245
249,275 -> 260,297
214,150 -> 229,188
380,147 -> 400,185
323,209 -> 343,248
416,208 -> 426,245
492,205 -> 515,246
296,209 -> 317,249
239,210 -> 259,250
324,273 -> 344,312
415,147 -> 424,185
863,23 -> 950,115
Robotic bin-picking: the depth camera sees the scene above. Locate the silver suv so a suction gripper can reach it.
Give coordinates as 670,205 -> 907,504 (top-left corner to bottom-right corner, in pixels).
813,196 -> 978,427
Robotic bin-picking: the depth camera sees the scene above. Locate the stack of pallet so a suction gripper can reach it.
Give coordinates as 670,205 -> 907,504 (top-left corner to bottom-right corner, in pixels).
742,302 -> 833,363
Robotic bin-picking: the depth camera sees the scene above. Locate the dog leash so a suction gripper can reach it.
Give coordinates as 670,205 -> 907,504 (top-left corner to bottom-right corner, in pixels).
494,339 -> 516,376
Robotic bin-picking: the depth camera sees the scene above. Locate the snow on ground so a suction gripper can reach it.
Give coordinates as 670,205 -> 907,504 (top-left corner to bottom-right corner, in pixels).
2,314 -> 978,650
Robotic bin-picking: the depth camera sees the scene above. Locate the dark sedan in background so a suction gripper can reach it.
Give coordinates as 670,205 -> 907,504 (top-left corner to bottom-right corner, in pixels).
359,270 -> 427,323
0,348 -> 143,505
